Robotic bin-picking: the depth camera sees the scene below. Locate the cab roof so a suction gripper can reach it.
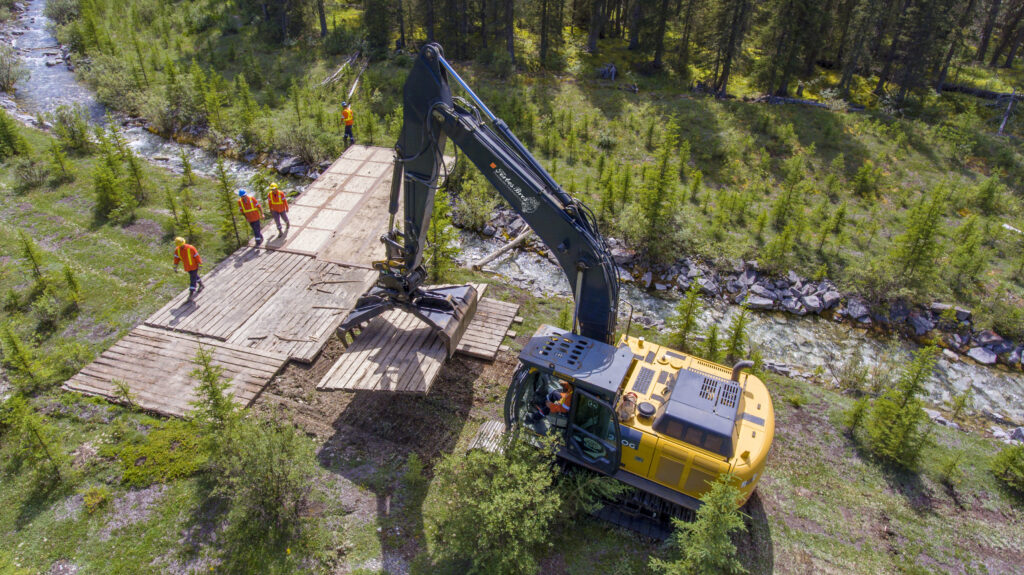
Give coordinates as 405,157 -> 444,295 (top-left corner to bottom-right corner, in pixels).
518,325 -> 633,399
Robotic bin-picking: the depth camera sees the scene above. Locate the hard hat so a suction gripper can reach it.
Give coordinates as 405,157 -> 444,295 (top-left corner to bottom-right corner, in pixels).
548,390 -> 562,403
342,101 -> 348,107
238,189 -> 247,197
270,182 -> 279,189
174,237 -> 185,246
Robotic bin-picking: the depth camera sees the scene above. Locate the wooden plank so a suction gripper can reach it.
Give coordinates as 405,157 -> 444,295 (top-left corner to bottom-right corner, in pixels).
455,297 -> 521,361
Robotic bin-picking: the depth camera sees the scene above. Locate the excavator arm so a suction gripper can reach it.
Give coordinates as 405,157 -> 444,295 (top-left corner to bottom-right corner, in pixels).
341,43 -> 619,352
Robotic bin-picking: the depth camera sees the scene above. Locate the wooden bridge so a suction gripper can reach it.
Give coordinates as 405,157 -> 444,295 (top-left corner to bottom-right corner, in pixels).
64,146 -> 519,417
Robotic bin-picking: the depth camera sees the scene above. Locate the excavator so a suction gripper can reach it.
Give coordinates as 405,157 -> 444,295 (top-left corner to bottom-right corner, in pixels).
340,43 -> 774,535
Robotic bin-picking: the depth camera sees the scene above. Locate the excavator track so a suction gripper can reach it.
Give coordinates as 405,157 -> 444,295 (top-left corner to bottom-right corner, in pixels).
560,462 -> 694,541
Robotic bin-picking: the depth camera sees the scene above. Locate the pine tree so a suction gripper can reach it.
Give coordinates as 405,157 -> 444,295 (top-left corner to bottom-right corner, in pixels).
892,187 -> 948,291
669,282 -> 703,353
189,345 -> 236,434
948,216 -> 985,291
650,473 -> 748,575
0,324 -> 38,386
640,121 -> 678,261
862,346 -> 938,469
724,305 -> 751,363
703,324 -> 722,363
0,395 -> 66,484
48,141 -> 72,183
818,201 -> 847,252
63,264 -> 81,305
214,157 -> 242,248
179,148 -> 194,187
427,189 -> 459,283
18,230 -> 44,280
0,108 -> 28,159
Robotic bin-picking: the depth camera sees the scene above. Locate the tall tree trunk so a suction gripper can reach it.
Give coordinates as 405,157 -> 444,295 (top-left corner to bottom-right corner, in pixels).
678,0 -> 695,73
480,0 -> 487,49
540,0 -> 549,65
717,0 -> 752,96
874,0 -> 912,95
627,0 -> 640,50
425,0 -> 435,42
937,0 -> 979,89
316,0 -> 327,37
977,0 -> 1003,61
588,0 -> 607,53
990,1 -> 1024,66
505,0 -> 515,63
1003,23 -> 1024,66
397,0 -> 406,48
653,0 -> 671,67
280,0 -> 289,41
460,0 -> 469,57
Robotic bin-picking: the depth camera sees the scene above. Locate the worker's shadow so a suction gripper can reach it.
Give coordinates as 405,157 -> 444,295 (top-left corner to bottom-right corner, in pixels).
319,355 -> 481,571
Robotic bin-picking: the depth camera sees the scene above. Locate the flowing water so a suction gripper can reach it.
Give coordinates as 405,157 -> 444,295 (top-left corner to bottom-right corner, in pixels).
5,0 -> 1023,422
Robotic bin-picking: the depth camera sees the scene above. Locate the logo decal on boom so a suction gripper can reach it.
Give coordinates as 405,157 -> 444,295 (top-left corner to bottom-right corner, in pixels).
493,165 -> 539,214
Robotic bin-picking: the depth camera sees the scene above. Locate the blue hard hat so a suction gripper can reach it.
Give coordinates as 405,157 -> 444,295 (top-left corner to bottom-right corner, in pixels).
238,189 -> 247,197
342,101 -> 348,107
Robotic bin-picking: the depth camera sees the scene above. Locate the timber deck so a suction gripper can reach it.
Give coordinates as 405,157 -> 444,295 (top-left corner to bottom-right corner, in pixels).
64,145 -> 521,416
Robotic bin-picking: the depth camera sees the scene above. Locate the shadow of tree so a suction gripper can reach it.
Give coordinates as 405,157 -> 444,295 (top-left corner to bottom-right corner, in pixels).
738,490 -> 775,575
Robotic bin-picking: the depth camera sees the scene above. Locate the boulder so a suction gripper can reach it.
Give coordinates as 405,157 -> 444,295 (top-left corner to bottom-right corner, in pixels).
991,426 -> 1009,440
641,271 -> 653,289
782,298 -> 806,316
941,349 -> 959,362
482,225 -> 497,237
725,279 -> 743,294
1011,427 -> 1024,441
929,302 -> 953,316
890,300 -> 911,323
654,282 -> 669,291
988,340 -> 1015,356
967,347 -> 997,365
746,295 -> 775,310
954,307 -> 972,323
687,267 -> 703,279
802,295 -> 823,313
846,298 -> 870,320
610,246 -> 635,266
821,291 -> 842,309
288,163 -> 309,176
749,283 -> 776,300
975,329 -> 1004,346
774,279 -> 789,290
697,277 -> 719,296
675,275 -> 692,290
739,269 -> 759,286
907,312 -> 935,336
276,155 -> 303,174
787,270 -> 801,285
508,216 -> 527,235
947,421 -> 961,431
318,159 -> 334,170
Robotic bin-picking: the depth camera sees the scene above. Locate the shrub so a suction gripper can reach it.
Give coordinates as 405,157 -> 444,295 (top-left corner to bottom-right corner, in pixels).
650,473 -> 748,575
834,352 -> 870,395
558,467 -> 629,518
0,108 -> 28,159
668,282 -> 703,353
427,189 -> 459,282
82,485 -> 111,514
0,395 -> 67,484
453,171 -> 498,232
424,437 -> 560,575
209,414 -> 320,560
49,104 -> 91,151
852,159 -> 883,198
0,45 -> 28,92
44,0 -> 80,25
991,444 -> 1024,495
11,156 -> 49,192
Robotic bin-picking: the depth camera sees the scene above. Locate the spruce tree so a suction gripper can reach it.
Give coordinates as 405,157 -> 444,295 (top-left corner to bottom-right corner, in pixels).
862,346 -> 938,469
892,187 -> 948,292
703,324 -> 722,363
427,189 -> 459,283
724,305 -> 751,363
948,216 -> 985,291
0,395 -> 66,484
669,282 -> 703,353
214,157 -> 242,248
48,141 -> 72,183
650,473 -> 748,575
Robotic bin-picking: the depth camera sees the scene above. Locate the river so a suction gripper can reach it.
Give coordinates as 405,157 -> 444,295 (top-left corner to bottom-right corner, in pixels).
5,0 -> 1023,423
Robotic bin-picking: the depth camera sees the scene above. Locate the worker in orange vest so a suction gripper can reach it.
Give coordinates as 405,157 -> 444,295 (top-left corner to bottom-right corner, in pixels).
237,189 -> 264,246
173,237 -> 204,301
341,101 -> 355,145
546,385 -> 573,414
267,182 -> 290,234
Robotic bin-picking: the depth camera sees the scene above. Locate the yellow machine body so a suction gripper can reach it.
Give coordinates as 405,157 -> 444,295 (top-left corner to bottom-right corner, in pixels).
614,335 -> 774,504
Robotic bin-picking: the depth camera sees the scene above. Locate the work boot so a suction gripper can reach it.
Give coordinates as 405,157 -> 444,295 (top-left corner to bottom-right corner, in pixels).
277,226 -> 283,234
196,281 -> 205,294
187,290 -> 195,302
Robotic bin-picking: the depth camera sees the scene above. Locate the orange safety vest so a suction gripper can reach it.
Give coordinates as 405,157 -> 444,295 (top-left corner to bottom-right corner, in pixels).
237,195 -> 262,223
547,390 -> 572,414
174,244 -> 201,272
342,107 -> 354,126
268,189 -> 288,213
